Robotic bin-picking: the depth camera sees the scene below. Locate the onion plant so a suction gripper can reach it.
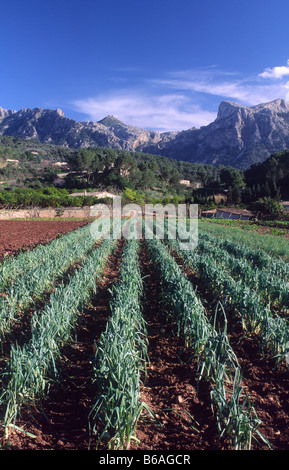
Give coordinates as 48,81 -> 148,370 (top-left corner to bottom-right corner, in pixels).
199,219 -> 289,261
146,235 -> 270,450
211,367 -> 265,450
89,239 -> 151,450
199,229 -> 289,277
0,237 -> 116,437
0,224 -> 99,341
169,230 -> 289,366
197,233 -> 289,309
0,223 -> 90,289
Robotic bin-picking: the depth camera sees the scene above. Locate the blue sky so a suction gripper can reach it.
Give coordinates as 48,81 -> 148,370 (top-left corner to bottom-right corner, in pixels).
1,0 -> 289,131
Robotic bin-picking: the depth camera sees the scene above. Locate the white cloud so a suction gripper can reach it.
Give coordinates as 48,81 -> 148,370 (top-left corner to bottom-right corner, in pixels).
71,63 -> 289,132
150,68 -> 288,106
73,91 -> 216,132
259,60 -> 289,79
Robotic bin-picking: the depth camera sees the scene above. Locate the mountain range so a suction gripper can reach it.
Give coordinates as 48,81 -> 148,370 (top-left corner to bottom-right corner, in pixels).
1,98 -> 289,169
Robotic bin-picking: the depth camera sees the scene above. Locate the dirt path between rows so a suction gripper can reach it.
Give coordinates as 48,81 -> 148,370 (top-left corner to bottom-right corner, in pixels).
130,241 -> 228,450
3,237 -> 286,451
0,239 -> 125,450
170,248 -> 289,450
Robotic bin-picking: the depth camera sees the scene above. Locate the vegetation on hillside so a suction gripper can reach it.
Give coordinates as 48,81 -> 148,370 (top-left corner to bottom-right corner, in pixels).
0,135 -> 289,218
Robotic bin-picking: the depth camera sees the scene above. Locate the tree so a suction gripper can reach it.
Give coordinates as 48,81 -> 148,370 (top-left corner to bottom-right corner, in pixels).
115,151 -> 136,177
241,187 -> 253,204
139,168 -> 157,190
122,187 -> 145,205
263,181 -> 271,198
42,167 -> 58,184
226,186 -> 233,205
72,149 -> 101,184
169,169 -> 181,186
220,167 -> 244,188
251,197 -> 284,220
232,186 -> 241,205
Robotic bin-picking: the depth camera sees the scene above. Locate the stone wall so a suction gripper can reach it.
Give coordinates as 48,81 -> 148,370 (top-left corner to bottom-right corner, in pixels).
0,206 -> 91,219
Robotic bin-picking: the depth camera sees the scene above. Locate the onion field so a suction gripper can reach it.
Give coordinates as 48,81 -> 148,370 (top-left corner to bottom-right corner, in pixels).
0,219 -> 289,451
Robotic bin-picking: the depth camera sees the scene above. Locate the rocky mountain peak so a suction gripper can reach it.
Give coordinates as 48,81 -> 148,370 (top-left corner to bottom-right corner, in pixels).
217,98 -> 289,120
55,108 -> 65,117
98,115 -> 125,127
1,99 -> 289,169
217,101 -> 245,119
253,98 -> 289,114
0,107 -> 16,120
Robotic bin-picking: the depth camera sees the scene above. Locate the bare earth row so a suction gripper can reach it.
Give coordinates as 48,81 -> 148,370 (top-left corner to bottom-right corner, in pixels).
0,227 -> 288,450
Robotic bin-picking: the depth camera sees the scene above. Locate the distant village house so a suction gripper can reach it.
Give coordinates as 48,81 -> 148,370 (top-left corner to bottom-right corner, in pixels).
52,161 -> 69,169
179,179 -> 191,187
6,158 -> 19,165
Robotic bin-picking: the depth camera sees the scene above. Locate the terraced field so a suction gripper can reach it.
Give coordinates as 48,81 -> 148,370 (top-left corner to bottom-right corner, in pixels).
0,219 -> 289,451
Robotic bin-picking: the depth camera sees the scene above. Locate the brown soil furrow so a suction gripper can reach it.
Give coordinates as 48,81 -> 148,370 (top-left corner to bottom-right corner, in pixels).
2,235 -> 288,450
1,238 -> 125,450
130,241 -> 226,450
169,245 -> 289,450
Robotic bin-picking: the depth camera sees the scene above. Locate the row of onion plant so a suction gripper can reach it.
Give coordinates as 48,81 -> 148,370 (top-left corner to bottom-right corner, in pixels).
0,223 -> 91,289
0,237 -> 116,437
169,235 -> 289,368
146,235 -> 270,450
196,233 -> 289,309
89,238 -> 151,450
199,229 -> 289,278
0,224 -> 99,341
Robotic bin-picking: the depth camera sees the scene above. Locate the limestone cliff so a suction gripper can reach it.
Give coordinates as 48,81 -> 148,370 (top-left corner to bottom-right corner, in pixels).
1,99 -> 289,169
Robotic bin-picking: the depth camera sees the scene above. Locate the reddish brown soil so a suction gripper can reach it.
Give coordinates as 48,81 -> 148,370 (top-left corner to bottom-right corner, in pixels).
130,243 -> 227,451
0,220 -> 89,260
0,239 -> 124,450
171,251 -> 289,450
0,239 -> 289,451
228,332 -> 289,450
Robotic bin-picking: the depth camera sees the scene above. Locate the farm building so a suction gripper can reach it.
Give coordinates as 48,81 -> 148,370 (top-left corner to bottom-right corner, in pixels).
201,207 -> 254,220
52,161 -> 69,169
179,179 -> 191,186
215,208 -> 254,220
201,209 -> 217,218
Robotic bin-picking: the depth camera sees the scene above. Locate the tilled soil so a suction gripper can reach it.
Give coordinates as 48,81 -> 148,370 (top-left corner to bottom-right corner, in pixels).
171,250 -> 289,450
0,238 -> 288,451
0,220 -> 89,260
227,332 -> 289,450
130,242 -> 227,450
0,239 -> 125,450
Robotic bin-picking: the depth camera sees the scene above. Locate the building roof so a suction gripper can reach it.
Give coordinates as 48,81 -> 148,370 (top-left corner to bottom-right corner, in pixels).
217,207 -> 254,216
69,191 -> 117,198
201,209 -> 217,214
